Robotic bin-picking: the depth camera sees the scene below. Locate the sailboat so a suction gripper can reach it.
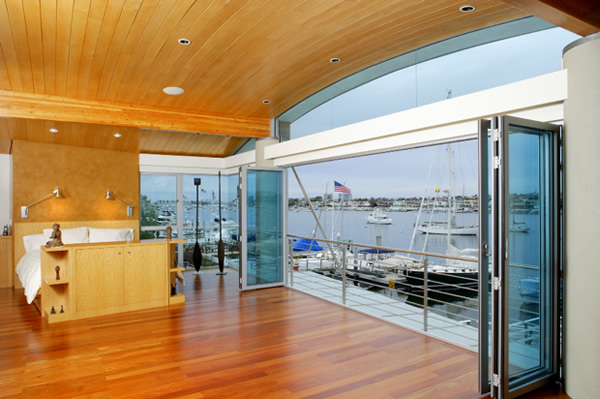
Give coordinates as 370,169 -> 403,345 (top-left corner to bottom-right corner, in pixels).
403,144 -> 479,290
510,214 -> 530,233
415,146 -> 477,236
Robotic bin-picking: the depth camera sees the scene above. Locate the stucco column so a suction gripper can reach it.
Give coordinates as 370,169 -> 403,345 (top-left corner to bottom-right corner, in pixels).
562,33 -> 600,399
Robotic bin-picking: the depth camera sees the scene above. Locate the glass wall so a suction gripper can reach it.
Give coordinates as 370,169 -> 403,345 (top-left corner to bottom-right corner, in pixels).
140,173 -> 239,270
278,18 -> 579,140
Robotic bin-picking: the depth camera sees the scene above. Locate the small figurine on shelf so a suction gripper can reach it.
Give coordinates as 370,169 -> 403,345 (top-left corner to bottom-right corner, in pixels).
165,226 -> 172,240
2,225 -> 7,236
45,223 -> 64,248
50,306 -> 56,314
55,265 -> 60,280
60,305 -> 64,314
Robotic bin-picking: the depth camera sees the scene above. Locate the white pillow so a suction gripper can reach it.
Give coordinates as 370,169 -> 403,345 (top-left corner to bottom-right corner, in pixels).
43,227 -> 89,245
88,228 -> 134,243
23,234 -> 48,253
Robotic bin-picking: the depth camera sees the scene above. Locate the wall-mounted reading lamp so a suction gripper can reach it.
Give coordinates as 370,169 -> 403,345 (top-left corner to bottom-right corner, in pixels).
105,189 -> 134,217
21,187 -> 64,219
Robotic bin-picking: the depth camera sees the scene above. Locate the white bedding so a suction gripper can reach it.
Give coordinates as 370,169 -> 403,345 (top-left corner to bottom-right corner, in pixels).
16,249 -> 42,304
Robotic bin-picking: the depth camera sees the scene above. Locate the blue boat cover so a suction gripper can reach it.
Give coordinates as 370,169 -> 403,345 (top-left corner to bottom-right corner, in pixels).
292,238 -> 323,251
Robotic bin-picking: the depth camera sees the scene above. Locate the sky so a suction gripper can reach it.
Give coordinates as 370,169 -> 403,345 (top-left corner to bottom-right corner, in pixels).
288,140 -> 479,199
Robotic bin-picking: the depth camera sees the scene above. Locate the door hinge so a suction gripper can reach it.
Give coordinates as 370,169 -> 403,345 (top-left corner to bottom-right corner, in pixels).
491,128 -> 500,142
493,156 -> 501,169
492,277 -> 501,291
492,373 -> 500,387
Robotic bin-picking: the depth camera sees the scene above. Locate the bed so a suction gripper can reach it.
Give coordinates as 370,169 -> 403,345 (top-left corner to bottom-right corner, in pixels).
13,221 -> 139,308
14,221 -> 184,322
15,224 -> 135,304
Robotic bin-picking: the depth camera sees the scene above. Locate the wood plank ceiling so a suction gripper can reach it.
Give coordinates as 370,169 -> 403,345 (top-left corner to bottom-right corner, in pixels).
0,0 -> 596,157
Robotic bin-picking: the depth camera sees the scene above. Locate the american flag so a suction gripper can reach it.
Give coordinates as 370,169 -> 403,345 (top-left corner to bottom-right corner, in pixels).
201,188 -> 207,193
334,181 -> 351,194
212,191 -> 216,201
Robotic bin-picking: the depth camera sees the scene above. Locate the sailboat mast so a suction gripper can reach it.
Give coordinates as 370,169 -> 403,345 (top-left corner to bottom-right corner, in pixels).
447,145 -> 452,249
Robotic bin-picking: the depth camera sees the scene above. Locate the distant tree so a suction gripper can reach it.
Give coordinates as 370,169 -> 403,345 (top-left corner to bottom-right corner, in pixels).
140,195 -> 157,239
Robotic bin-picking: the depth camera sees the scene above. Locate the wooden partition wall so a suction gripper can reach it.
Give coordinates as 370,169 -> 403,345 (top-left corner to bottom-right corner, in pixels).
11,140 -> 140,287
12,140 -> 139,223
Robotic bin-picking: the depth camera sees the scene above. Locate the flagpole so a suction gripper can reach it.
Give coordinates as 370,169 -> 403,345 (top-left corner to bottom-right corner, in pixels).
291,167 -> 338,266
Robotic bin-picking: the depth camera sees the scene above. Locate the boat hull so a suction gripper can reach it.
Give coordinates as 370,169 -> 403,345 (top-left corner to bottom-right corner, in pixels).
404,269 -> 478,290
416,225 -> 478,235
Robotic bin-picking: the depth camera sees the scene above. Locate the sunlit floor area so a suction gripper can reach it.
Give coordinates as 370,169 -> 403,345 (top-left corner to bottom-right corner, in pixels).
0,268 -> 568,398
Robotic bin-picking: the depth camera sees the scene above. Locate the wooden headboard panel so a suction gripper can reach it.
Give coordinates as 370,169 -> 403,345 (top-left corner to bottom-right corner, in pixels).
13,220 -> 139,288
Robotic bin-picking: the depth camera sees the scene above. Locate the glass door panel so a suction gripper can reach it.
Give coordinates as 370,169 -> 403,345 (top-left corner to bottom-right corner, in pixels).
479,116 -> 560,398
503,117 -> 559,397
239,167 -> 286,290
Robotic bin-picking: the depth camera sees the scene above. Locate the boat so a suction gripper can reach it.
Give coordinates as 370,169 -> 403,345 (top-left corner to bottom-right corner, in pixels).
157,206 -> 176,224
403,244 -> 478,290
404,144 -> 479,290
510,214 -> 530,233
415,144 -> 477,236
416,221 -> 477,235
366,209 -> 392,224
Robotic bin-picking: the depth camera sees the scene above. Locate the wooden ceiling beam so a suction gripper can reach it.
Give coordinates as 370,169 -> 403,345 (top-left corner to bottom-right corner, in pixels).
499,0 -> 600,36
0,90 -> 271,138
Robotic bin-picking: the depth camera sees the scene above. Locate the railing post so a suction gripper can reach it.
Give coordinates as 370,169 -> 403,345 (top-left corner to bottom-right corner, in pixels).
289,239 -> 294,286
423,255 -> 428,332
342,245 -> 347,305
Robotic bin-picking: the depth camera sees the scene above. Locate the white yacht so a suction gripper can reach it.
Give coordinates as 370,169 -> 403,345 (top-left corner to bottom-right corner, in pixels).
366,209 -> 392,225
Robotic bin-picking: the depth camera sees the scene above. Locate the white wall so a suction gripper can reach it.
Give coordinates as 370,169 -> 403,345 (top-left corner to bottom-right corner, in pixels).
563,33 -> 600,399
0,154 -> 12,233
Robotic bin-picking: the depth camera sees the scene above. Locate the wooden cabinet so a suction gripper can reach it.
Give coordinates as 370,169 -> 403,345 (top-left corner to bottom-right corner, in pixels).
0,236 -> 12,288
124,244 -> 167,305
41,240 -> 183,323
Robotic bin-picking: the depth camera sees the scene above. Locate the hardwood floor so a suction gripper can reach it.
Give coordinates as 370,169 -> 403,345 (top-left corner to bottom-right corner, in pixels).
0,269 -> 569,398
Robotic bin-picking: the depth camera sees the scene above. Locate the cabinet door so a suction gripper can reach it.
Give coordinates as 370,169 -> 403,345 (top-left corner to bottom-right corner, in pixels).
76,247 -> 124,312
123,244 -> 167,305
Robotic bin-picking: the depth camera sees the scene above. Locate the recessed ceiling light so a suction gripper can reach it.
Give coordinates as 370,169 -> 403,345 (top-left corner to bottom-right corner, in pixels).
113,132 -> 122,138
163,86 -> 185,95
459,5 -> 476,12
263,100 -> 271,104
330,58 -> 341,63
178,38 -> 191,45
49,128 -> 58,133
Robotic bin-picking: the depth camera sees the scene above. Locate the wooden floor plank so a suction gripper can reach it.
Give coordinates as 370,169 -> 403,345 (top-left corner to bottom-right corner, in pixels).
0,269 -> 569,398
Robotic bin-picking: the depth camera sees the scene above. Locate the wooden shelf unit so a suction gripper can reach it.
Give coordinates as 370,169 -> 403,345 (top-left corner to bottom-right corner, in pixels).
168,241 -> 186,305
41,240 -> 186,323
41,246 -> 70,323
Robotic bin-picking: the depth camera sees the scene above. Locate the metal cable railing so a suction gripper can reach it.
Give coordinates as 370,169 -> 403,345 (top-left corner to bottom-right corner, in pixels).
287,233 -> 480,348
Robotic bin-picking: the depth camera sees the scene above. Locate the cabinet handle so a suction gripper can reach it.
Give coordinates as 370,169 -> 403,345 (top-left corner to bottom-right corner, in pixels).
118,252 -> 121,255
128,251 -> 131,254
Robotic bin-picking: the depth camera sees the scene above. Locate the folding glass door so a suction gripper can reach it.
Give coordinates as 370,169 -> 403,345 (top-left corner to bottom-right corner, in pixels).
239,167 -> 287,291
479,116 -> 561,398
